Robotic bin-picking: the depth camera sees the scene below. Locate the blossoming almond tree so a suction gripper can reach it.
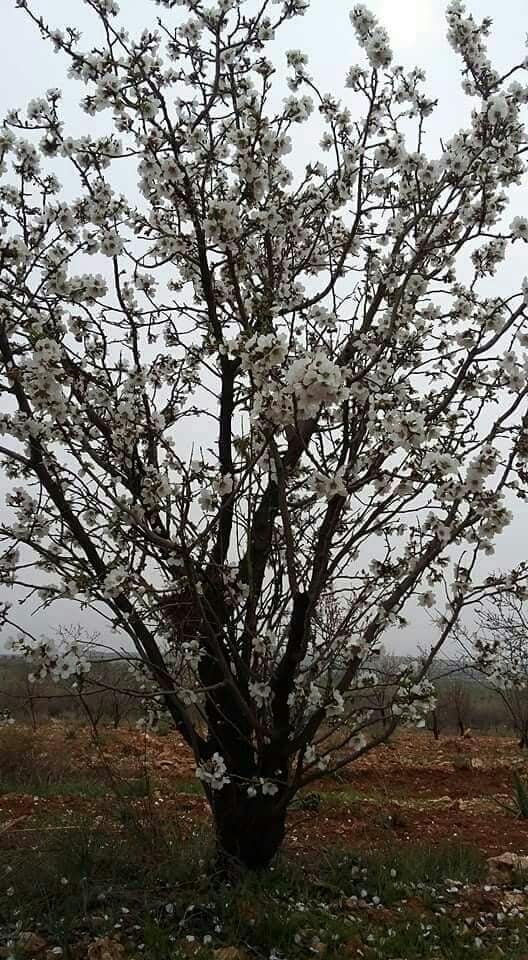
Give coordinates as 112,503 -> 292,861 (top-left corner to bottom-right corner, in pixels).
2,0 -> 528,868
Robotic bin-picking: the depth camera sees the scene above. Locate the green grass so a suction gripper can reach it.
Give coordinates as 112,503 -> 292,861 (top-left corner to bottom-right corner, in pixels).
362,842 -> 486,897
0,763 -> 203,801
2,824 -> 526,960
172,778 -> 205,796
0,773 -> 151,798
318,786 -> 365,810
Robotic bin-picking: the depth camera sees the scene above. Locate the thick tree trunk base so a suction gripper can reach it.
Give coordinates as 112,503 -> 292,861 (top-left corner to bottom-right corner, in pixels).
212,789 -> 287,872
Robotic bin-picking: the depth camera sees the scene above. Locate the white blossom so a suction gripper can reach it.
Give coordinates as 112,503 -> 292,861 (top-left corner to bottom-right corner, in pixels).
511,216 -> 528,241
196,753 -> 230,790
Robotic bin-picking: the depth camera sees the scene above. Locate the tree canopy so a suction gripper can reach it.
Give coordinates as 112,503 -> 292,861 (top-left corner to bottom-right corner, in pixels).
1,0 -> 528,865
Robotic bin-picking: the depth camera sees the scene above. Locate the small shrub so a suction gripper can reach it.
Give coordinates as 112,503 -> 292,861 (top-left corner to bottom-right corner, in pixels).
292,791 -> 322,811
495,771 -> 528,818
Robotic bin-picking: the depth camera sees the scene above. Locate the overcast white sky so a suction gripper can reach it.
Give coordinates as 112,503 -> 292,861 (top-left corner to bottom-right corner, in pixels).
0,0 -> 527,653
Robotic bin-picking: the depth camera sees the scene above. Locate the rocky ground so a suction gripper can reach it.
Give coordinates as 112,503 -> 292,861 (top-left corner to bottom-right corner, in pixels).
2,725 -> 528,856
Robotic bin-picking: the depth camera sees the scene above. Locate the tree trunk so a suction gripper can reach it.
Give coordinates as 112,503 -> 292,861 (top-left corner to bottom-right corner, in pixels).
210,786 -> 287,871
27,692 -> 37,732
431,710 -> 440,740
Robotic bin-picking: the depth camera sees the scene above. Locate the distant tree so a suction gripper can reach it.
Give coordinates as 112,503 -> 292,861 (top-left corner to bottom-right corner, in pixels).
23,670 -> 38,731
362,649 -> 401,732
461,594 -> 528,748
445,676 -> 472,737
428,705 -> 441,740
419,654 -> 468,738
1,0 -> 528,869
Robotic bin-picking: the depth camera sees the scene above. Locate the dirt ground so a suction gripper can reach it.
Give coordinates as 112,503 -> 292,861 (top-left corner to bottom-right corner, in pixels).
1,724 -> 528,857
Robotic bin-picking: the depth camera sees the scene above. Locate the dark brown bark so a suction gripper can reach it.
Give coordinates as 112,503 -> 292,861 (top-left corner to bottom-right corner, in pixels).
211,785 -> 287,870
431,709 -> 440,740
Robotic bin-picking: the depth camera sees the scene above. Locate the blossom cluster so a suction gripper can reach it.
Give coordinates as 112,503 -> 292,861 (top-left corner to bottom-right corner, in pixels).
5,632 -> 91,683
195,753 -> 230,791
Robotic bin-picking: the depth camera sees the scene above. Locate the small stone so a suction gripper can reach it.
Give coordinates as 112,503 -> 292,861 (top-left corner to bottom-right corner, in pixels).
213,949 -> 247,960
17,933 -> 48,957
502,891 -> 526,911
311,940 -> 326,956
86,940 -> 126,960
487,853 -> 528,884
